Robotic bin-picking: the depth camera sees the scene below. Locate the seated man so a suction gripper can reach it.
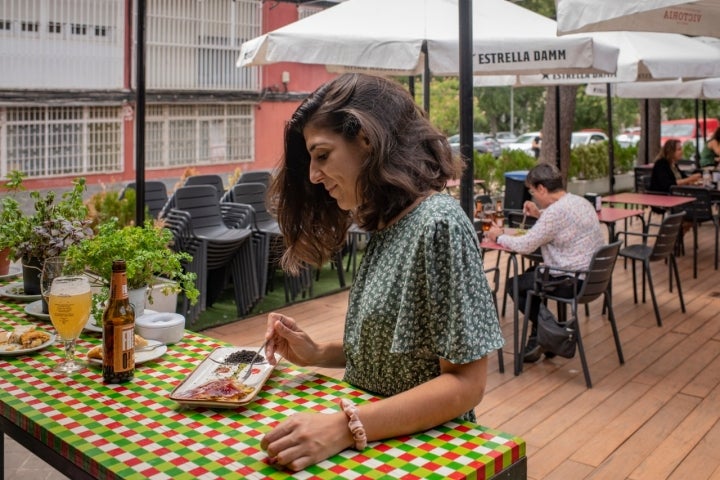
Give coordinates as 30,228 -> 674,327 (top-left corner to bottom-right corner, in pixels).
486,163 -> 604,362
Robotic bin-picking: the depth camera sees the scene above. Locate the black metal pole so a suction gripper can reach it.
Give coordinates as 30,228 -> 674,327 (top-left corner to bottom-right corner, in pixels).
644,99 -> 650,165
555,86 -> 561,170
606,83 -> 615,194
408,76 -> 415,99
422,43 -> 430,114
459,0 -> 474,219
694,98 -> 700,167
135,0 -> 146,226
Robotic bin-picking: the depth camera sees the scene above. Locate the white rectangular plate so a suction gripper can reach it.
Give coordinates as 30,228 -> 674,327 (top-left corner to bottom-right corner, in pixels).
170,346 -> 275,409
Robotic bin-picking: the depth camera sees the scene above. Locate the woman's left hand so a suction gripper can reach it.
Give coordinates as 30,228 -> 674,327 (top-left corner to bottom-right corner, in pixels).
261,411 -> 353,471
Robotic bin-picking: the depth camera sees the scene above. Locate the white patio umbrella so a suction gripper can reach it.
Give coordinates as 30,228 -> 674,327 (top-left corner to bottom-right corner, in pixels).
586,78 -> 720,99
556,0 -> 720,37
239,0 -> 619,76
239,0 -> 620,216
474,31 -> 720,87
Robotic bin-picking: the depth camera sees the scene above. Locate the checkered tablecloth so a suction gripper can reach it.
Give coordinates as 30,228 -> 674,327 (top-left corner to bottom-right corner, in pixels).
0,296 -> 525,480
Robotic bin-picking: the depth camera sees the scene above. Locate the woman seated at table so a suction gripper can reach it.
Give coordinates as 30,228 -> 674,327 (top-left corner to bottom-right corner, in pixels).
486,163 -> 604,363
699,127 -> 720,168
649,138 -> 702,193
260,73 -> 505,471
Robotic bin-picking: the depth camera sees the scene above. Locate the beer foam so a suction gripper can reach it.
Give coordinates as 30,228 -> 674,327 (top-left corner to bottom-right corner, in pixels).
50,277 -> 90,296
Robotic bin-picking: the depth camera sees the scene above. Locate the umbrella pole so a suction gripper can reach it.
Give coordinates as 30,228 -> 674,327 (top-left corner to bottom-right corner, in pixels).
422,43 -> 430,114
555,86 -> 561,170
134,0 -> 146,226
695,98 -> 700,167
606,83 -> 615,195
458,0 -> 474,219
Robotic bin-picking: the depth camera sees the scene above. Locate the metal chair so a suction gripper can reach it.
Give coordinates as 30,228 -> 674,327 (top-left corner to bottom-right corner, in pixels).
617,211 -> 686,327
184,174 -> 225,200
520,241 -> 624,388
670,185 -> 719,278
236,169 -> 273,189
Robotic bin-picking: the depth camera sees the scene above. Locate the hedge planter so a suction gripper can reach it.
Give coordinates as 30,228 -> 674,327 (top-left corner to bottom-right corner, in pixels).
568,172 -> 634,197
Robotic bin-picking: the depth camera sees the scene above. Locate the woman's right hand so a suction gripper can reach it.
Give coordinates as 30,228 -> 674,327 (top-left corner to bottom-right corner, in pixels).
264,312 -> 320,367
522,200 -> 540,218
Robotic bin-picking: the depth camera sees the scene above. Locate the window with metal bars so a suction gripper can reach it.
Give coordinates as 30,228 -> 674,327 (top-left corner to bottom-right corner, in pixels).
2,106 -> 123,178
145,104 -> 254,169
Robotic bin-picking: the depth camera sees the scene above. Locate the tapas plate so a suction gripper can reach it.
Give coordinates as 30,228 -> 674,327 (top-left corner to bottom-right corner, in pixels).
0,281 -> 42,302
170,346 -> 276,408
86,339 -> 167,366
0,328 -> 56,356
24,300 -> 50,321
0,264 -> 22,281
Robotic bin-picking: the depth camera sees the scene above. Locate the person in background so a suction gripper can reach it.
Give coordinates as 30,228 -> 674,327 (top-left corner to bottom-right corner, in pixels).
260,73 -> 504,471
486,163 -> 603,362
531,132 -> 542,159
650,138 -> 702,192
699,127 -> 720,168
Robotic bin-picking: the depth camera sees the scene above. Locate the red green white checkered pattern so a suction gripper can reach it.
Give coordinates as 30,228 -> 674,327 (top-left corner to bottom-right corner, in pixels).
0,298 -> 524,479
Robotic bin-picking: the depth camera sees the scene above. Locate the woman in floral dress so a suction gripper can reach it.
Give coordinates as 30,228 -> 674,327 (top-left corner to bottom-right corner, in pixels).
260,73 -> 504,471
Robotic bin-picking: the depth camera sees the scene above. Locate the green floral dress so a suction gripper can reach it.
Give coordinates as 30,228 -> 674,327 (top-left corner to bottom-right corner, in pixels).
343,194 -> 504,422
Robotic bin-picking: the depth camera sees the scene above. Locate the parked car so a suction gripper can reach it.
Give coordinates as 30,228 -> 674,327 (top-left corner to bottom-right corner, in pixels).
447,133 -> 502,158
660,117 -> 719,147
495,131 -> 518,145
616,127 -> 640,148
503,131 -> 540,156
570,131 -> 609,148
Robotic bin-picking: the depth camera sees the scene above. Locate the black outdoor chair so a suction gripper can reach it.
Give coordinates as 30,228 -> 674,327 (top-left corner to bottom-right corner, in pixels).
520,241 -> 624,388
670,185 -> 719,279
617,211 -> 686,327
173,185 -> 260,317
120,181 -> 169,219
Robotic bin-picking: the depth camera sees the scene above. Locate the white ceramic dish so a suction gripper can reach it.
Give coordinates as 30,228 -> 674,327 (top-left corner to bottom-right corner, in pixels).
135,312 -> 185,344
86,339 -> 167,366
170,346 -> 275,408
82,309 -> 158,334
24,300 -> 50,321
0,328 -> 56,356
0,264 -> 22,281
0,281 -> 42,302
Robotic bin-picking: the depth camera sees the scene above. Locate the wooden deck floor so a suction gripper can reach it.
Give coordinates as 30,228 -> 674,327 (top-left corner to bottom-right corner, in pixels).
204,218 -> 720,480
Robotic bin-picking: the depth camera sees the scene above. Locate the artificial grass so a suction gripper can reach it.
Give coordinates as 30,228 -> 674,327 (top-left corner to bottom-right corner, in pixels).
189,260 -> 352,332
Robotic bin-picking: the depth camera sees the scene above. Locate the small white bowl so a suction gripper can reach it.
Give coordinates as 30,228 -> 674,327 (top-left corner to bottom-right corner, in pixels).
135,312 -> 185,345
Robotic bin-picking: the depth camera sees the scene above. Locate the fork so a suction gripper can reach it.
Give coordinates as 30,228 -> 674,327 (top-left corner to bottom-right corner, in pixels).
520,213 -> 527,230
136,343 -> 166,352
241,339 -> 269,381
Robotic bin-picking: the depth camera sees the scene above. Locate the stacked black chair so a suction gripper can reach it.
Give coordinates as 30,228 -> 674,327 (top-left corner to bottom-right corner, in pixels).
173,185 -> 260,317
121,181 -> 169,219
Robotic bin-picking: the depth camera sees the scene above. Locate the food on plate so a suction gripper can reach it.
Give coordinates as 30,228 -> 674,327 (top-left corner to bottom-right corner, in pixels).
514,229 -> 527,236
87,334 -> 149,360
0,325 -> 51,351
173,378 -> 254,402
223,349 -> 264,364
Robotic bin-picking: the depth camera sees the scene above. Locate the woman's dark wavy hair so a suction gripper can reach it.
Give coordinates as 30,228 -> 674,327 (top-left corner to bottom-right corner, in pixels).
268,73 -> 462,273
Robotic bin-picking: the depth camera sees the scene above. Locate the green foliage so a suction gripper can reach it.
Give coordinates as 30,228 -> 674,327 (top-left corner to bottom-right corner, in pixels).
66,219 -> 198,299
87,187 -> 138,229
418,77 -> 485,135
473,149 -> 536,194
569,141 -> 635,181
12,177 -> 92,262
0,171 -> 26,251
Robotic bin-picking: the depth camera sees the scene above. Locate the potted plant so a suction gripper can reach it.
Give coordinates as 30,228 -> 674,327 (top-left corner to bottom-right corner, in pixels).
11,177 -> 93,295
0,171 -> 26,276
65,219 -> 199,321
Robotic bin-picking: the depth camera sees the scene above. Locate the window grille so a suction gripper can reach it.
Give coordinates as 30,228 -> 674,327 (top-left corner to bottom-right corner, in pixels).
1,106 -> 123,179
145,0 -> 261,91
145,104 -> 253,169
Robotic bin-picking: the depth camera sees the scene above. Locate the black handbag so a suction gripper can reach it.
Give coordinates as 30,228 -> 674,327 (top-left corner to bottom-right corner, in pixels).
536,303 -> 577,358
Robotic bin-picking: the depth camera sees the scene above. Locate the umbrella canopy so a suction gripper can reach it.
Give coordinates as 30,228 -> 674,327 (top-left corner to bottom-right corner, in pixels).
239,0 -> 619,76
556,0 -> 720,37
474,31 -> 720,87
586,77 -> 720,99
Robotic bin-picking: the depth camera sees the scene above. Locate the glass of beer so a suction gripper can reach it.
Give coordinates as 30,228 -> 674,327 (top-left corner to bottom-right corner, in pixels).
41,257 -> 91,374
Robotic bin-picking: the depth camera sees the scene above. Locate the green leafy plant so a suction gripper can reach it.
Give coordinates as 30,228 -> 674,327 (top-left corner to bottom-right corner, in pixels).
0,171 -> 26,252
12,177 -> 93,263
65,219 -> 199,319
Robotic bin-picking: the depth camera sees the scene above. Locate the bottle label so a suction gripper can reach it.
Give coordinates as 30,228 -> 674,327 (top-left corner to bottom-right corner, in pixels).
112,324 -> 135,373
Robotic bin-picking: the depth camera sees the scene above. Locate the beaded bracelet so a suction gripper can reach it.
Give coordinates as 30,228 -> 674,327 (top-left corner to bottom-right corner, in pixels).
339,398 -> 367,451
